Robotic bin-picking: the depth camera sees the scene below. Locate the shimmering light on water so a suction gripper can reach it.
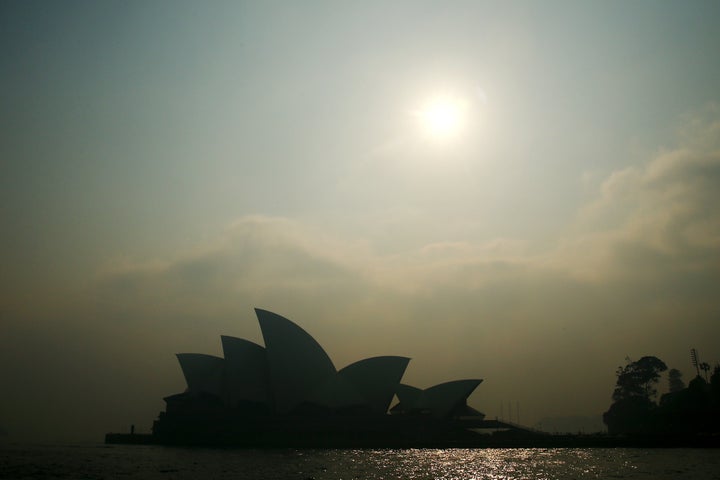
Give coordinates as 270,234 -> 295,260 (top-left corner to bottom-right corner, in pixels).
1,445 -> 719,479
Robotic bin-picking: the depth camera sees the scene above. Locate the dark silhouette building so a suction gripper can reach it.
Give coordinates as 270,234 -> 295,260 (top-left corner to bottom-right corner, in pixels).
151,308 -> 486,446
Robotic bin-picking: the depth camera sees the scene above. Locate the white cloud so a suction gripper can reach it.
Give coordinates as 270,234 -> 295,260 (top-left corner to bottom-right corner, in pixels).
563,110 -> 720,280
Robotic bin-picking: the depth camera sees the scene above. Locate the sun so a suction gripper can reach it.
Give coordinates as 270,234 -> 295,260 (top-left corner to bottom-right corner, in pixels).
418,95 -> 467,138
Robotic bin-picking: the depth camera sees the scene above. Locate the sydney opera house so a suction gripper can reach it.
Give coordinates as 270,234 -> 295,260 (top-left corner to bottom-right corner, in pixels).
150,308 -> 488,446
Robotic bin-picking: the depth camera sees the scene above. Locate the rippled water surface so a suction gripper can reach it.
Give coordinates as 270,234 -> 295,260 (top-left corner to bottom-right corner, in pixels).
1,444 -> 719,479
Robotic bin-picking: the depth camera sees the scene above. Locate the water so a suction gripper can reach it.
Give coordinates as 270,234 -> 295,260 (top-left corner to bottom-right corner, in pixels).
1,444 -> 719,480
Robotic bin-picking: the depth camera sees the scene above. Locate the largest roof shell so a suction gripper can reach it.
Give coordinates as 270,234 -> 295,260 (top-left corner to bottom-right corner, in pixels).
255,308 -> 336,413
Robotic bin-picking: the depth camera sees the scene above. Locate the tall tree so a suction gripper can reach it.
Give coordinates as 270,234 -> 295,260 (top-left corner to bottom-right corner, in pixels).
604,356 -> 667,434
612,356 -> 668,401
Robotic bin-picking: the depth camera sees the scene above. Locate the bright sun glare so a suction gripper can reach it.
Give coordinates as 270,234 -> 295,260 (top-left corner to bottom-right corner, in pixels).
418,96 -> 467,138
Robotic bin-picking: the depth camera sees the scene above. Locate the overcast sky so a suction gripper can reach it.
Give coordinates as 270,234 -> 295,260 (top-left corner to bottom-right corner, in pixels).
2,0 -> 720,442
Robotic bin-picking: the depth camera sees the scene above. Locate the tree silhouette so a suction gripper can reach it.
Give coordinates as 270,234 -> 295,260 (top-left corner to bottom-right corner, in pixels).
668,368 -> 685,393
604,356 -> 667,434
612,356 -> 668,401
700,362 -> 711,381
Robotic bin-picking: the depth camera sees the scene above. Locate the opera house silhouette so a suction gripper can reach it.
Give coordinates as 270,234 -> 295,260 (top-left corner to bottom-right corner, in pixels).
111,309 -> 718,447
149,308 -> 490,446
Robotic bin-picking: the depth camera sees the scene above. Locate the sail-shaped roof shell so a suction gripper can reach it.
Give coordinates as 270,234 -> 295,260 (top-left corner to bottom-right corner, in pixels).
255,308 -> 336,413
396,383 -> 424,409
339,356 -> 410,413
395,379 -> 483,418
423,379 -> 483,418
176,353 -> 224,397
220,336 -> 269,405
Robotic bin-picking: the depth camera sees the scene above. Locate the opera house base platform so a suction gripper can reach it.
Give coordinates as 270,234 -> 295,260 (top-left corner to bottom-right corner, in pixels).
108,410 -> 545,448
154,418 -> 477,448
105,423 -> 720,449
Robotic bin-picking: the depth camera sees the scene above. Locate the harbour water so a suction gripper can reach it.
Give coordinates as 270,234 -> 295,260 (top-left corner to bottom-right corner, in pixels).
1,444 -> 719,479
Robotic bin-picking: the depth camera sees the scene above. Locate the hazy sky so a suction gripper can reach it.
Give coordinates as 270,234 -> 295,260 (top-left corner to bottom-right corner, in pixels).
2,1 -> 720,441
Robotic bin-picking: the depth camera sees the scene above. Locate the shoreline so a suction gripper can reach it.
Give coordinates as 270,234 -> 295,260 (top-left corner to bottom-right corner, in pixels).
104,432 -> 720,449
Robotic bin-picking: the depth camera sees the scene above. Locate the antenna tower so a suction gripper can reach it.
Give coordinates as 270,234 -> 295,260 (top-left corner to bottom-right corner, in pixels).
690,348 -> 700,376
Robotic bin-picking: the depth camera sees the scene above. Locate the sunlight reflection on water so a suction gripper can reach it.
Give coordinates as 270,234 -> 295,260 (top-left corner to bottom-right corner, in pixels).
1,445 -> 719,479
329,448 -> 718,480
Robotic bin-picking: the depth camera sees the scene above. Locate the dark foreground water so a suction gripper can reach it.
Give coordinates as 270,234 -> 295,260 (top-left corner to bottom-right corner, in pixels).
1,444 -> 719,480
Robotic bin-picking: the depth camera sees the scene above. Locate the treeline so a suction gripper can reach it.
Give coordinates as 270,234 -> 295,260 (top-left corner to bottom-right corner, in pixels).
603,356 -> 720,435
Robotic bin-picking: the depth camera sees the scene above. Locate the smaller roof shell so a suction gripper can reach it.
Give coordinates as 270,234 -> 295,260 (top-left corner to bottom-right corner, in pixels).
176,353 -> 225,398
220,336 -> 270,405
339,356 -> 410,414
395,379 -> 483,418
395,383 -> 424,409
